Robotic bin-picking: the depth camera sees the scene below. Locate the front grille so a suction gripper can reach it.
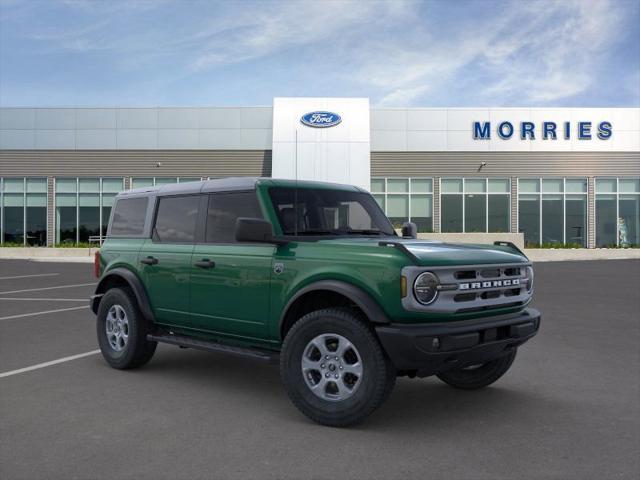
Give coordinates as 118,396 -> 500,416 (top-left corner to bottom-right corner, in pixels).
402,262 -> 532,314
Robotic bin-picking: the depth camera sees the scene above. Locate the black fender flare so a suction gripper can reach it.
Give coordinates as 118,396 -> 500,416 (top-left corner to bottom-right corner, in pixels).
91,267 -> 155,323
279,280 -> 390,333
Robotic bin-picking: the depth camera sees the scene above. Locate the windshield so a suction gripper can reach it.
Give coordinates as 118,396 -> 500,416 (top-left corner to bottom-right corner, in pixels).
268,187 -> 396,236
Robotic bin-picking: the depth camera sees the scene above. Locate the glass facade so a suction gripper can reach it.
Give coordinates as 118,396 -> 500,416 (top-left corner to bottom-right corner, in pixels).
370,178 -> 433,232
0,178 -> 47,246
518,178 -> 587,247
131,177 -> 202,188
55,178 -> 125,245
596,178 -> 640,247
440,178 -> 510,233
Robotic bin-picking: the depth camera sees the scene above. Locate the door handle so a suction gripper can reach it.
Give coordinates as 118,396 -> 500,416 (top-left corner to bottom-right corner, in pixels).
194,259 -> 215,269
140,256 -> 159,265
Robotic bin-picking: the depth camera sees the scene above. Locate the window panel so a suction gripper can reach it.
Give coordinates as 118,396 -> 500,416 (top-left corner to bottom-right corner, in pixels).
542,179 -> 563,193
619,179 -> 640,193
464,194 -> 486,232
102,178 -> 124,193
3,193 -> 24,244
565,195 -> 587,247
411,179 -> 432,193
465,179 -> 486,193
596,178 -> 617,193
26,178 -> 47,193
372,194 -> 385,211
565,179 -> 587,193
79,178 -> 100,193
519,179 -> 540,193
56,178 -> 77,193
131,178 -> 154,189
153,195 -> 199,243
619,194 -> 640,246
518,194 -> 540,247
205,192 -> 264,243
488,195 -> 510,233
595,194 -> 617,247
4,178 -> 25,193
26,204 -> 46,246
488,179 -> 510,193
155,178 -> 178,185
370,179 -> 385,193
441,179 -> 462,193
541,194 -> 564,244
110,197 -> 148,236
387,195 -> 409,228
441,195 -> 463,232
387,179 -> 409,193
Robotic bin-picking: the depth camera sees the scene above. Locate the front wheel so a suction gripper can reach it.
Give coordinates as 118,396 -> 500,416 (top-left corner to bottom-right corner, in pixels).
280,308 -> 396,427
436,348 -> 517,390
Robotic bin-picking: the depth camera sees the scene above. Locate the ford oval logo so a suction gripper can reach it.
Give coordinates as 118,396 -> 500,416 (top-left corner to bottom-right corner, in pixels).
300,111 -> 342,128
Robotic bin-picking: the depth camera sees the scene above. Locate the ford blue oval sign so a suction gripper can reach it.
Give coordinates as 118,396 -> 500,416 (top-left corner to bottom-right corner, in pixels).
300,111 -> 342,128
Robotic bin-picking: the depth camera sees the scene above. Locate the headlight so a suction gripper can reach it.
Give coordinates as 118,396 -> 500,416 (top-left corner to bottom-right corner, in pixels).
414,272 -> 440,305
525,266 -> 534,293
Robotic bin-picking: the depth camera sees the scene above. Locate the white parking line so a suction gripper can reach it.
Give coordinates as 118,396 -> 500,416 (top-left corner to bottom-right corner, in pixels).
0,273 -> 59,281
0,283 -> 95,295
0,297 -> 87,302
0,350 -> 101,379
0,305 -> 88,321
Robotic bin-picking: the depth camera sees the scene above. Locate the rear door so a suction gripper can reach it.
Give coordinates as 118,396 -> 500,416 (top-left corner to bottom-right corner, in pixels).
139,194 -> 202,327
189,191 -> 274,340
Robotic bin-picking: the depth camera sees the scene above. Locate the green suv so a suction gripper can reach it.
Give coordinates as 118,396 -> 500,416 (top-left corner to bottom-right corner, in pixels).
91,177 -> 540,426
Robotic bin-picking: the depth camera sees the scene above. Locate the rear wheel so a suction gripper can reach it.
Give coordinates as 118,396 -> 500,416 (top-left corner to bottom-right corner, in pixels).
280,308 -> 396,427
436,348 -> 517,390
96,287 -> 157,369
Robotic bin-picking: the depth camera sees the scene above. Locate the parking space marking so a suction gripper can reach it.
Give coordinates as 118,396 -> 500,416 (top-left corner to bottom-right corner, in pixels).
0,273 -> 59,281
0,297 -> 87,302
0,350 -> 100,379
0,282 -> 95,295
0,305 -> 88,321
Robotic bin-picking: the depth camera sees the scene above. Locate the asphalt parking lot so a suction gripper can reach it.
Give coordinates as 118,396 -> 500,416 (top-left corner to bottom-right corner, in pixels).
1,259 -> 638,480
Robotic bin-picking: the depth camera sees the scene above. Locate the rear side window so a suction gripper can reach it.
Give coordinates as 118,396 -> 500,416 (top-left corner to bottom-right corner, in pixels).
109,197 -> 148,236
205,192 -> 263,243
153,195 -> 200,243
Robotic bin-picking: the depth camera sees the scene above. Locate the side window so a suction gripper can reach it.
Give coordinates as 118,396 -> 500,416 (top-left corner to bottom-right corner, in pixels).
109,197 -> 148,236
205,192 -> 263,243
153,195 -> 200,243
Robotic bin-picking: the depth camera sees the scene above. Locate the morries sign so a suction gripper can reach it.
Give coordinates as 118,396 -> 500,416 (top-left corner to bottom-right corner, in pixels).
473,121 -> 612,140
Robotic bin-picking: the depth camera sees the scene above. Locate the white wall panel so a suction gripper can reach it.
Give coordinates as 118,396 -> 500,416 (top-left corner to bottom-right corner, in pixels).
240,107 -> 273,129
35,130 -> 75,149
0,130 -> 35,149
157,129 -> 199,149
371,109 -> 406,130
271,97 -> 370,190
75,108 -> 117,129
198,108 -> 242,129
116,109 -> 158,129
407,131 -> 447,151
447,109 -> 489,131
116,129 -> 158,149
35,109 -> 75,129
0,109 -> 35,129
158,108 -> 199,129
199,129 -> 242,149
75,130 -> 117,149
240,129 -> 272,150
407,109 -> 446,130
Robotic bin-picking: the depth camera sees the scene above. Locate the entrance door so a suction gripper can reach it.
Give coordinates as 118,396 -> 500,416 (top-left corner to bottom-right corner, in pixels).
189,191 -> 274,341
139,194 -> 201,327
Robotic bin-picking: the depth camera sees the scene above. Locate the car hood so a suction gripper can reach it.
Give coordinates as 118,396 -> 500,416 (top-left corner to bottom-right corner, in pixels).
317,237 -> 529,266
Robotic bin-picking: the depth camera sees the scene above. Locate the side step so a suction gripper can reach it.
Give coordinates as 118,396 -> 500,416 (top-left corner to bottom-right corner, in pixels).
147,333 -> 279,363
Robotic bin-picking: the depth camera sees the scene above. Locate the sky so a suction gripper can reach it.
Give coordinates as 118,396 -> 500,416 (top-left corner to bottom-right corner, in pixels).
0,0 -> 638,107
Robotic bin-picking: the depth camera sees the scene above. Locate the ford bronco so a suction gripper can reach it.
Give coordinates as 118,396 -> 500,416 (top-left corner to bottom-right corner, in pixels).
91,177 -> 540,427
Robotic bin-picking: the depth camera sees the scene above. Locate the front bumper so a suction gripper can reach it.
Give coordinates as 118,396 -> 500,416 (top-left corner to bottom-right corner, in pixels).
375,308 -> 541,377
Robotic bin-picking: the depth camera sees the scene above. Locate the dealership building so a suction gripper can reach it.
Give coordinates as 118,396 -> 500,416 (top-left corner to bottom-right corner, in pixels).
0,98 -> 638,248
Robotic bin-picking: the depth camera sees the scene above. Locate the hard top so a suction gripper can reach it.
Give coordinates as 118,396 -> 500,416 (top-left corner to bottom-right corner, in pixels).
116,177 -> 364,198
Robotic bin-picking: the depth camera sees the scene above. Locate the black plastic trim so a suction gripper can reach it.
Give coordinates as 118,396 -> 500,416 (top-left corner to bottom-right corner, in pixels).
279,280 -> 391,333
375,307 -> 541,376
91,267 -> 156,323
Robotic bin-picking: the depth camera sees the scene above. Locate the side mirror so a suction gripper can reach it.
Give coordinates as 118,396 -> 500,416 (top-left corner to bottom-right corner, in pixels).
401,221 -> 417,239
235,218 -> 287,245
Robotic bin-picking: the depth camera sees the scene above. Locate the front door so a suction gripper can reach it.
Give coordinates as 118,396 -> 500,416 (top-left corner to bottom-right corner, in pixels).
189,191 -> 274,341
139,194 -> 201,327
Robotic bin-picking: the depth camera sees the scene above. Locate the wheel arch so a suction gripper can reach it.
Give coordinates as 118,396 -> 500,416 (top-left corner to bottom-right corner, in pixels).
91,268 -> 155,323
279,280 -> 390,340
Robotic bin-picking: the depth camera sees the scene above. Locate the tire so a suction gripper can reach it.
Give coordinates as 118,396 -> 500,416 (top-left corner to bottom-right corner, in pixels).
96,287 -> 157,370
436,348 -> 517,390
280,307 -> 396,427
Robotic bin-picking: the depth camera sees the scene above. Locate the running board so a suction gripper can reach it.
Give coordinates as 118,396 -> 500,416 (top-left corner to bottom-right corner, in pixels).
147,333 -> 278,363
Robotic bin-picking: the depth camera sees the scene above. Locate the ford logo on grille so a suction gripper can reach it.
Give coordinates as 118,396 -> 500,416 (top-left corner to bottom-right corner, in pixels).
300,111 -> 342,128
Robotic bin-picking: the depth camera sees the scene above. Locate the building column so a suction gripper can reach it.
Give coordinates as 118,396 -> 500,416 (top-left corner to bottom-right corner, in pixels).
123,177 -> 131,190
510,176 -> 518,233
587,177 -> 595,248
433,177 -> 440,233
46,177 -> 54,247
